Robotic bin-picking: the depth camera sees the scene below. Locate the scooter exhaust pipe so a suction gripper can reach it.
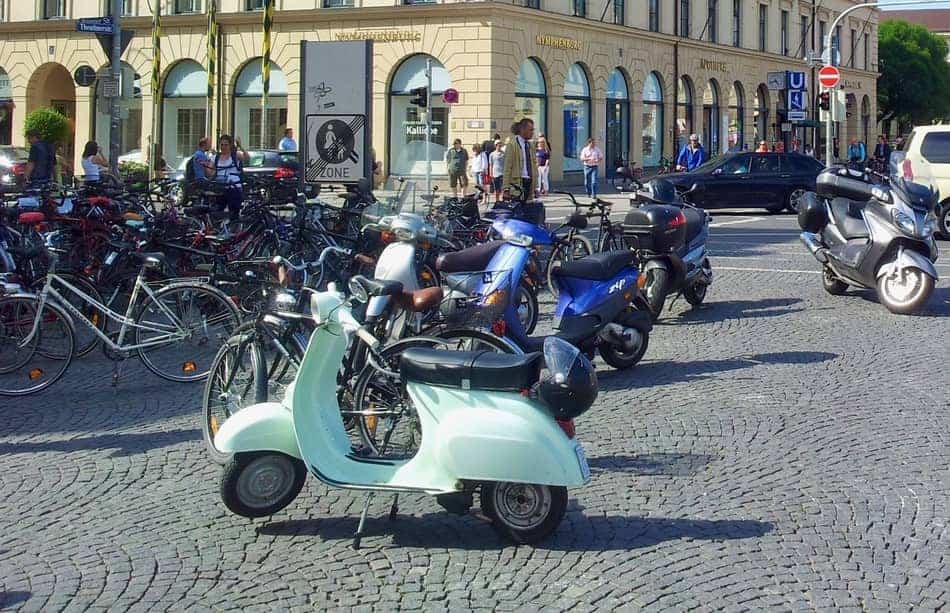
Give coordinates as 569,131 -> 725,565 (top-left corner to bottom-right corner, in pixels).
600,323 -> 642,352
800,232 -> 829,264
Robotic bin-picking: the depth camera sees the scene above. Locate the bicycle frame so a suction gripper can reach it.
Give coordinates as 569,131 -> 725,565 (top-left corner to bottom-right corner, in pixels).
25,262 -> 189,353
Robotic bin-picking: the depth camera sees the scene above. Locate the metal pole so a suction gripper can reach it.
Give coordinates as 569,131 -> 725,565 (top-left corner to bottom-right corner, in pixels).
109,0 -> 122,175
425,58 -> 432,206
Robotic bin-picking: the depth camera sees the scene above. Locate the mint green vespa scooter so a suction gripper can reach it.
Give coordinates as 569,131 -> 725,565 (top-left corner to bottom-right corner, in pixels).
213,276 -> 596,546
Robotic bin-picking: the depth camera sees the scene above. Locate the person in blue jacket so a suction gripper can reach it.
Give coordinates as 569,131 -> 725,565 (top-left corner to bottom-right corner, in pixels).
676,133 -> 707,172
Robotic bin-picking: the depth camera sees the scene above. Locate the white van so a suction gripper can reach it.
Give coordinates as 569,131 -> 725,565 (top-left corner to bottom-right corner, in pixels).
897,126 -> 950,239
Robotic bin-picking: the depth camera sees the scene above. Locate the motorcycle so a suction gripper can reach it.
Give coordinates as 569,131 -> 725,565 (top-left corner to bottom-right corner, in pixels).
213,276 -> 596,547
798,163 -> 939,314
437,218 -> 653,369
622,178 -> 713,319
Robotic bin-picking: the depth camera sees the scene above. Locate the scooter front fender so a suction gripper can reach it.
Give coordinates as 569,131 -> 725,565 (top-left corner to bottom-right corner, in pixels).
214,401 -> 302,460
875,248 -> 938,281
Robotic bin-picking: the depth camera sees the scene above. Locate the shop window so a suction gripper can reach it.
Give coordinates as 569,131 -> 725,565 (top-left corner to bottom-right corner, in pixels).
163,60 -> 208,168
246,0 -> 267,9
605,69 -> 629,176
676,76 -> 693,153
649,0 -> 659,32
176,109 -> 206,163
679,0 -> 690,37
707,0 -> 717,43
233,59 -> 288,149
642,73 -> 664,167
175,0 -> 202,14
613,0 -> 624,25
515,58 -> 547,136
573,0 -> 586,18
249,108 -> 287,149
43,0 -> 66,19
702,80 -> 720,155
389,54 -> 451,176
728,81 -> 745,151
754,84 -> 769,145
562,63 -> 590,173
324,0 -> 354,6
732,0 -> 741,47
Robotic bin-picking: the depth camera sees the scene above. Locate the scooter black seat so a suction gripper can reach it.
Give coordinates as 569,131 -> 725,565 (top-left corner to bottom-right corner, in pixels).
130,251 -> 166,268
830,198 -> 870,239
400,348 -> 543,392
554,250 -> 637,281
436,240 -> 505,273
351,275 -> 403,298
683,207 -> 706,244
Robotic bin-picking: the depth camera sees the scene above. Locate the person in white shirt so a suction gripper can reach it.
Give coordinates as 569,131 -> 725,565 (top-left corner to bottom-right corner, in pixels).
470,143 -> 488,189
278,128 -> 297,152
489,140 -> 505,203
580,137 -> 604,198
80,141 -> 110,186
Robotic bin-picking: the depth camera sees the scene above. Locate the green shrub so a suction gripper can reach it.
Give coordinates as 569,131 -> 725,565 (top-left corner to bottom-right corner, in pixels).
23,107 -> 69,143
119,160 -> 149,182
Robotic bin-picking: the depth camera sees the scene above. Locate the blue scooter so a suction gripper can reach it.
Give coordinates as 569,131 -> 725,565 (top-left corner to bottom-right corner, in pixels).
437,219 -> 652,370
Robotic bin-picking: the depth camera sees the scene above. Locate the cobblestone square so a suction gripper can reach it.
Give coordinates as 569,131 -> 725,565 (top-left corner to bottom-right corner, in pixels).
1,213 -> 948,611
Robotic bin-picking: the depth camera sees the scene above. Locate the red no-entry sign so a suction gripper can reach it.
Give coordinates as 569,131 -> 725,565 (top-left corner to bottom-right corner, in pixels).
818,65 -> 841,89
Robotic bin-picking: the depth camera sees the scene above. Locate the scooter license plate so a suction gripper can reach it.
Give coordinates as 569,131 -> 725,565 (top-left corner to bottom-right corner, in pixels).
575,444 -> 591,482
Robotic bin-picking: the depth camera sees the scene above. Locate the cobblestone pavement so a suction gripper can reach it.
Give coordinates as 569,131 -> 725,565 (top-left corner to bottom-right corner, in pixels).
1,213 -> 948,611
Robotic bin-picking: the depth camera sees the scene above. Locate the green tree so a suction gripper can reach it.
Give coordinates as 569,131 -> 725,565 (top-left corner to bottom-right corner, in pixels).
878,19 -> 950,129
23,107 -> 70,143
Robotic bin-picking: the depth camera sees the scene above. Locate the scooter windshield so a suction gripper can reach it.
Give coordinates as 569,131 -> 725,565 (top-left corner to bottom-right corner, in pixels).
889,153 -> 939,210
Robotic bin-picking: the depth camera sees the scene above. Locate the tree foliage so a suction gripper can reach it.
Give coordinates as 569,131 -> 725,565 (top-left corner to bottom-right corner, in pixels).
23,107 -> 70,143
878,19 -> 950,126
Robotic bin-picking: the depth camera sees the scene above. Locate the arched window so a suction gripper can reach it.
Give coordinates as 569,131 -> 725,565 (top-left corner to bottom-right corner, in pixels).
703,79 -> 721,154
642,72 -> 664,167
233,59 -> 288,149
676,76 -> 694,151
515,58 -> 547,137
754,84 -> 770,145
728,82 -> 745,151
605,68 -> 629,176
563,63 -> 591,172
162,60 -> 207,168
861,95 -> 871,145
0,68 -> 12,145
94,63 -> 141,158
389,54 -> 452,176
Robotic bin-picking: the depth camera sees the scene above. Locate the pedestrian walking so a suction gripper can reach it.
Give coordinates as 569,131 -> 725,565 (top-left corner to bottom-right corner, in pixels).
278,128 -> 297,152
25,129 -> 55,187
445,138 -> 469,198
580,137 -> 603,198
847,138 -> 866,166
470,143 -> 488,190
873,135 -> 891,172
536,135 -> 551,195
502,118 -> 537,199
676,134 -> 707,172
489,140 -> 505,203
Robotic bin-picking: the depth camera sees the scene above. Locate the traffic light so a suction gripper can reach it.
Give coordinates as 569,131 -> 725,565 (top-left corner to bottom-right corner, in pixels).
819,91 -> 831,111
409,86 -> 428,108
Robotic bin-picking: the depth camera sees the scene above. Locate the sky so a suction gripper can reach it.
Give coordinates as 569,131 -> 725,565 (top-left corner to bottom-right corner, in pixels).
879,0 -> 950,10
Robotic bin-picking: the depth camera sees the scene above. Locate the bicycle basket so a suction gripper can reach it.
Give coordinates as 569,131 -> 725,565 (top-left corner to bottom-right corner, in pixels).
439,269 -> 511,329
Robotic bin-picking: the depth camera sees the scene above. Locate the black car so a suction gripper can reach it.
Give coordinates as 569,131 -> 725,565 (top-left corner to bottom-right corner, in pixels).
665,152 -> 825,213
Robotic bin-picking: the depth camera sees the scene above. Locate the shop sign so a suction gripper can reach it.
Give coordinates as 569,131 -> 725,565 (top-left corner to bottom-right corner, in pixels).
700,59 -> 728,72
335,30 -> 421,42
300,41 -> 373,184
536,35 -> 582,51
840,79 -> 863,90
405,121 -> 442,138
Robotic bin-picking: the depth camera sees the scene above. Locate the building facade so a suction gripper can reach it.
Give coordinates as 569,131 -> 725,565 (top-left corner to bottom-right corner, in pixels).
0,0 -> 879,182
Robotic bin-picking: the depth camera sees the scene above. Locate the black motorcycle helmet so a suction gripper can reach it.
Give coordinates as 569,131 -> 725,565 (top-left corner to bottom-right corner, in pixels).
639,178 -> 679,204
538,337 -> 598,420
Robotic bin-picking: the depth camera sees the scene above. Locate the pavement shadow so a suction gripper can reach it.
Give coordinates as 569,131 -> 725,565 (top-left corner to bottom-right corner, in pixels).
0,428 -> 199,457
586,453 -> 715,476
0,591 -> 31,608
598,350 -> 837,390
259,513 -> 773,552
661,297 -> 805,324
851,285 -> 950,318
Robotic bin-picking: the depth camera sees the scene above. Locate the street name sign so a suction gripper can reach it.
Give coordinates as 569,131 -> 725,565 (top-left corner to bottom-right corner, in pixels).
76,16 -> 114,34
818,66 -> 841,89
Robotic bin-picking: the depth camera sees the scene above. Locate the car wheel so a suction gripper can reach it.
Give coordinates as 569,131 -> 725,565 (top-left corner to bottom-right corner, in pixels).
938,201 -> 950,240
786,188 -> 807,213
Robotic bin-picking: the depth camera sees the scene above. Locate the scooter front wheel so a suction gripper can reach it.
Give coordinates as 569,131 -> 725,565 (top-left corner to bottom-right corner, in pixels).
220,452 -> 307,518
877,268 -> 934,314
481,482 -> 567,545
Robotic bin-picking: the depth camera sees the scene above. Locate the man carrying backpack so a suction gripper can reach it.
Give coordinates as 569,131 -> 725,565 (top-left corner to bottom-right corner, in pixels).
211,134 -> 250,222
184,137 -> 213,201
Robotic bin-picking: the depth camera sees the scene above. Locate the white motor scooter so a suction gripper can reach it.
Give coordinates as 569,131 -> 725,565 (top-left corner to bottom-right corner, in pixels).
214,276 -> 595,547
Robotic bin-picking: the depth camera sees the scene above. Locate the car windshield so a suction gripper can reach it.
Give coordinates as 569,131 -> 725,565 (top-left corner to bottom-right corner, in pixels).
0,147 -> 29,161
692,157 -> 724,174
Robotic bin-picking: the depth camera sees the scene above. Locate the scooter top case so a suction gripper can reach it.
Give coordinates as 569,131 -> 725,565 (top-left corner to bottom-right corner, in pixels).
623,204 -> 687,254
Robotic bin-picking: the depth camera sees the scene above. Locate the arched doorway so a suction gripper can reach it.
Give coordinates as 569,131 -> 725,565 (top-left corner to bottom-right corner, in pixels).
389,54 -> 451,176
162,60 -> 207,168
605,68 -> 629,177
861,95 -> 871,145
93,63 -> 142,160
676,76 -> 694,151
0,69 -> 12,145
233,59 -> 288,149
515,58 -> 547,136
754,84 -> 769,146
728,82 -> 745,151
562,63 -> 591,173
26,63 -> 76,162
702,79 -> 721,155
641,72 -> 664,167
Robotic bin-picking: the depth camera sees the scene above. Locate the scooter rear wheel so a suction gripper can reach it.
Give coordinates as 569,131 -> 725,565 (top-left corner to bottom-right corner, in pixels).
481,482 -> 567,545
220,451 -> 307,518
822,267 -> 848,296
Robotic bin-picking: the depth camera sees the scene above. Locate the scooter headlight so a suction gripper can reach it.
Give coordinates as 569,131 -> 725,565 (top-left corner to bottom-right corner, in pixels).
922,212 -> 937,238
891,209 -> 917,237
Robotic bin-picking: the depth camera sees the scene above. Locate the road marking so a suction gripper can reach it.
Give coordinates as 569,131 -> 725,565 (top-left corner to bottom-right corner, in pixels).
709,217 -> 765,228
717,265 -> 822,275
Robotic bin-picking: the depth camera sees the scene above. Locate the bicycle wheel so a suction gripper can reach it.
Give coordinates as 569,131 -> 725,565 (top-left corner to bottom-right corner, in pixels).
546,235 -> 593,298
135,282 -> 241,382
30,275 -> 105,358
202,322 -> 267,464
599,226 -> 626,253
0,295 -> 75,396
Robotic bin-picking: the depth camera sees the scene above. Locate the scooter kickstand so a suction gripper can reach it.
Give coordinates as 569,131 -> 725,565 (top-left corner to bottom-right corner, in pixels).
353,492 -> 375,550
388,494 -> 399,521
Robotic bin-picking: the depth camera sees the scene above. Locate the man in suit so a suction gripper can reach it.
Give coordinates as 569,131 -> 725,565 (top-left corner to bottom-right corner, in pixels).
502,118 -> 538,200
